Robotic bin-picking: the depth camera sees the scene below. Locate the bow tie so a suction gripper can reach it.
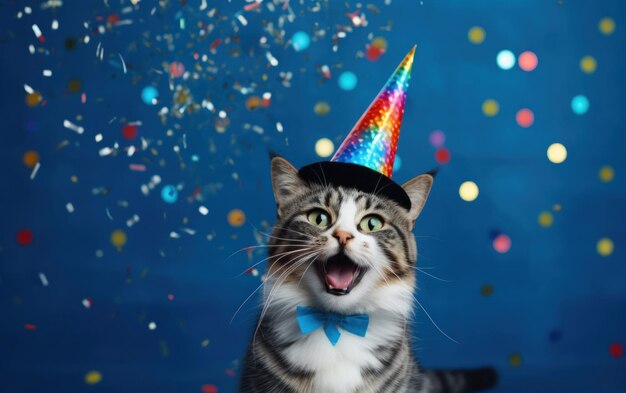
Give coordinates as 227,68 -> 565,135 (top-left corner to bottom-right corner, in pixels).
295,306 -> 369,346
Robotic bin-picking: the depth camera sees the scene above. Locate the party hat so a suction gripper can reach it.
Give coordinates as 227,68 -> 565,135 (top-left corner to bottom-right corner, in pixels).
331,45 -> 415,178
298,46 -> 416,209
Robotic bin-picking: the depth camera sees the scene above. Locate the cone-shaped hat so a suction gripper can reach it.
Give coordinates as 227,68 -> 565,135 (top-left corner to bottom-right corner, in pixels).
298,46 -> 416,210
331,46 -> 415,178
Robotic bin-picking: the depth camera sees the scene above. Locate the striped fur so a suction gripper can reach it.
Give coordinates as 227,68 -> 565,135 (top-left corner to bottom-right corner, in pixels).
239,158 -> 496,393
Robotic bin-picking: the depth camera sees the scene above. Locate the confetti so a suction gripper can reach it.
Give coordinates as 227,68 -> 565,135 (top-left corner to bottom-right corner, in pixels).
110,229 -> 127,251
596,238 -> 614,257
338,71 -> 358,91
467,26 -> 485,44
518,51 -> 538,71
16,229 -> 34,246
497,50 -> 516,70
228,209 -> 246,227
84,371 -> 102,385
515,108 -> 534,128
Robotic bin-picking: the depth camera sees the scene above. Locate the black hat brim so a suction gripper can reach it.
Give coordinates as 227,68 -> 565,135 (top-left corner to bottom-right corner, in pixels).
298,161 -> 411,210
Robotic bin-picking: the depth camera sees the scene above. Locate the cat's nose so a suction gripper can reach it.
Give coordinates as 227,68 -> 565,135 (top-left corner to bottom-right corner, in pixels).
332,230 -> 354,246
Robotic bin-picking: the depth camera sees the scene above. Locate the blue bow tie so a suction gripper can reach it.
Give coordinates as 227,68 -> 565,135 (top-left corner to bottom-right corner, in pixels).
296,306 -> 369,346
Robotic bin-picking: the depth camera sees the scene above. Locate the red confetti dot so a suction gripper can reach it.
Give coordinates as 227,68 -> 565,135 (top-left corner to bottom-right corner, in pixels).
24,323 -> 37,331
365,45 -> 384,62
122,124 -> 138,140
493,234 -> 512,254
609,342 -> 624,358
434,148 -> 451,164
519,51 -> 538,71
516,109 -> 534,128
169,62 -> 185,78
167,294 -> 174,301
201,384 -> 218,393
225,368 -> 236,377
107,14 -> 120,25
16,229 -> 33,246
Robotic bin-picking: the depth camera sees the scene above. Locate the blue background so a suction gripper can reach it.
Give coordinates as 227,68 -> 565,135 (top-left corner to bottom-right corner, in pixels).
1,1 -> 624,392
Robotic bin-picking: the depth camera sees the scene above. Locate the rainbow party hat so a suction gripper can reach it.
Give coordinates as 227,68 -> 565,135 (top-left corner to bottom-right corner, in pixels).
331,45 -> 415,178
298,46 -> 416,210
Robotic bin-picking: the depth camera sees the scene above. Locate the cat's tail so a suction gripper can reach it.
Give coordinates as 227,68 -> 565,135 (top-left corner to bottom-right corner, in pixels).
422,367 -> 498,392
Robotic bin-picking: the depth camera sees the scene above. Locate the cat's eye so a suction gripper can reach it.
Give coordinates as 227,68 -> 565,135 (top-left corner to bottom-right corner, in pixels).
359,215 -> 384,233
307,209 -> 331,228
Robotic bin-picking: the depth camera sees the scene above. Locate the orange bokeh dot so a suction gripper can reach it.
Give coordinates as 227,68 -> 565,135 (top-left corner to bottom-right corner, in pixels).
518,51 -> 538,71
227,209 -> 246,227
516,109 -> 534,128
25,92 -> 42,107
23,150 -> 40,168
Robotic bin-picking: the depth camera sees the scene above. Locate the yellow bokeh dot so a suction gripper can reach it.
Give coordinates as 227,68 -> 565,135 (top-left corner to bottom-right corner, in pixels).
599,166 -> 614,183
68,79 -> 82,93
482,99 -> 499,117
468,26 -> 486,44
580,56 -> 597,74
25,91 -> 42,107
481,284 -> 493,297
85,371 -> 102,385
23,150 -> 40,168
110,229 -> 127,251
599,17 -> 616,35
509,353 -> 522,367
227,209 -> 246,227
315,138 -> 334,158
547,143 -> 567,164
597,238 -> 614,257
371,36 -> 388,51
538,211 -> 553,227
459,181 -> 479,202
313,101 -> 330,116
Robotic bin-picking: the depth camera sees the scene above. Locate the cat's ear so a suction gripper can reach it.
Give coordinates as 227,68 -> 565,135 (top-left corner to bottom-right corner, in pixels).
271,157 -> 306,216
401,173 -> 434,229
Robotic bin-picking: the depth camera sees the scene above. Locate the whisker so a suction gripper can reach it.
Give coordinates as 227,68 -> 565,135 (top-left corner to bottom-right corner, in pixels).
416,267 -> 452,283
235,247 -> 314,277
413,297 -> 459,344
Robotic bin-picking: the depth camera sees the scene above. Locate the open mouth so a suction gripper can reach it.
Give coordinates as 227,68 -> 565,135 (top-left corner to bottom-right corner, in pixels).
316,253 -> 367,296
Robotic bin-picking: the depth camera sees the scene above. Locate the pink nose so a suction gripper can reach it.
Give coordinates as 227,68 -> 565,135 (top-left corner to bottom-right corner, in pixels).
333,230 -> 354,246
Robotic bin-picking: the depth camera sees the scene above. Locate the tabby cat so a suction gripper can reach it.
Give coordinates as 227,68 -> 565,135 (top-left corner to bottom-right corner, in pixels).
239,157 -> 497,393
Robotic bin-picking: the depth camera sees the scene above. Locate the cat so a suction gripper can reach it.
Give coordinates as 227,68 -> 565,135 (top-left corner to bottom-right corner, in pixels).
239,157 -> 497,393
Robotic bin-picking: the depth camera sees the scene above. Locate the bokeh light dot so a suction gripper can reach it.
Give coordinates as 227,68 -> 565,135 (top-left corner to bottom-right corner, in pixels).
228,209 -> 246,227
468,26 -> 486,44
516,108 -> 534,128
482,99 -> 499,117
110,229 -> 127,251
16,229 -> 34,246
571,95 -> 589,115
493,234 -> 512,254
496,50 -> 516,70
596,238 -> 614,257
599,166 -> 614,183
338,71 -> 358,91
580,56 -> 597,74
291,31 -> 311,51
201,385 -> 219,393
25,92 -> 42,107
459,181 -> 479,202
67,79 -> 82,93
435,148 -> 450,164
169,61 -> 185,78
23,150 -> 40,168
122,124 -> 139,140
141,86 -> 159,105
371,37 -> 388,51
366,45 -> 384,61
85,371 -> 102,385
547,143 -> 567,164
538,211 -> 554,227
599,17 -> 616,35
518,51 -> 538,71
481,284 -> 493,297
315,138 -> 334,158
429,130 -> 445,147
609,342 -> 624,358
161,185 -> 178,204
313,101 -> 330,116
509,353 -> 522,367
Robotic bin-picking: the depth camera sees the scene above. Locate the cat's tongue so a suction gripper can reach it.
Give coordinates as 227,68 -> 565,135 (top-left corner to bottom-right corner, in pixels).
325,262 -> 355,290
